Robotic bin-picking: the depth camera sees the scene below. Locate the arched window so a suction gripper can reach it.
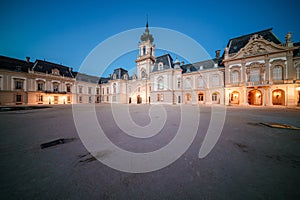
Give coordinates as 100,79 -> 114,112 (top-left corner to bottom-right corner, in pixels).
185,78 -> 192,89
143,46 -> 146,55
177,78 -> 181,88
272,66 -> 283,80
158,62 -> 163,70
158,78 -> 163,90
113,83 -> 116,94
141,70 -> 147,78
231,71 -> 239,84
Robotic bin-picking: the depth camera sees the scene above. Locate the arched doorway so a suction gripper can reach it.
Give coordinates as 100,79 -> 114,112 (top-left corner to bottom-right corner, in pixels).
185,93 -> 191,104
231,91 -> 240,105
137,95 -> 142,104
272,89 -> 285,105
248,90 -> 262,105
212,92 -> 220,104
198,92 -> 204,104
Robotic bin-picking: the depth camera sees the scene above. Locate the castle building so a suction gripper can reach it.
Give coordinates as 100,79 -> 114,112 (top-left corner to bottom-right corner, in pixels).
1,23 -> 300,107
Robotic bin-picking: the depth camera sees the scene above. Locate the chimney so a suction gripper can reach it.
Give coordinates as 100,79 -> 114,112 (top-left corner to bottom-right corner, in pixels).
26,56 -> 30,63
215,50 -> 220,59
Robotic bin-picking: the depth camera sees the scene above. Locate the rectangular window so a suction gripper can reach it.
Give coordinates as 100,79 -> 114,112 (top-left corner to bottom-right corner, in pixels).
79,96 -> 82,103
157,94 -> 161,101
37,82 -> 44,91
106,96 -> 109,101
79,87 -> 82,94
36,94 -> 43,102
297,67 -> 300,79
178,96 -> 181,103
66,85 -> 71,92
177,79 -> 181,88
89,96 -> 92,103
272,67 -> 283,81
53,83 -> 59,92
67,96 -> 71,102
107,88 -> 109,94
16,95 -> 22,102
15,80 -> 23,89
197,78 -> 204,88
88,87 -> 92,94
96,88 -> 100,95
54,96 -> 58,104
250,69 -> 260,82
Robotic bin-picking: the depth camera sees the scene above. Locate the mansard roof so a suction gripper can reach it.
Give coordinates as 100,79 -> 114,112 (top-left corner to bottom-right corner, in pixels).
113,68 -> 129,79
152,54 -> 173,72
0,55 -> 33,73
293,42 -> 300,57
181,58 -> 222,74
226,28 -> 281,54
33,60 -> 74,78
74,72 -> 100,84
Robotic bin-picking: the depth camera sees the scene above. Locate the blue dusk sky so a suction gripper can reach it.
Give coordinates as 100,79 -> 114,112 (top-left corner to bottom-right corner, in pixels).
1,0 -> 299,77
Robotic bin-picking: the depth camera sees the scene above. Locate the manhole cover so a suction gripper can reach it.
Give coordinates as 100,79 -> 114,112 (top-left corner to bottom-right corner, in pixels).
259,123 -> 300,130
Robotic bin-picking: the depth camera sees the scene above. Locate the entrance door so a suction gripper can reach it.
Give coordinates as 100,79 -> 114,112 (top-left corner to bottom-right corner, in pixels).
137,95 -> 142,104
272,89 -> 285,105
248,90 -> 262,105
231,91 -> 240,104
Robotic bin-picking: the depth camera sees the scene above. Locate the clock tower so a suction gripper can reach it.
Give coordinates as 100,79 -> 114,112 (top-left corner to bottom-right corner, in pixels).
136,20 -> 155,79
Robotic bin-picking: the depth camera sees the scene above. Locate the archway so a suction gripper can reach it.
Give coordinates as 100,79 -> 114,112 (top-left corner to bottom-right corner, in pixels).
231,91 -> 240,105
198,92 -> 204,104
137,95 -> 142,104
248,90 -> 262,105
272,89 -> 285,105
185,93 -> 191,104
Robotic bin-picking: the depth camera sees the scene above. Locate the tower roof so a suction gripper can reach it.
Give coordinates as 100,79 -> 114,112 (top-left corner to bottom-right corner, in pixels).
140,19 -> 154,43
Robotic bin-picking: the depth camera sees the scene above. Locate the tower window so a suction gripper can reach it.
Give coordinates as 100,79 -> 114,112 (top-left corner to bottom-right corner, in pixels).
143,46 -> 146,55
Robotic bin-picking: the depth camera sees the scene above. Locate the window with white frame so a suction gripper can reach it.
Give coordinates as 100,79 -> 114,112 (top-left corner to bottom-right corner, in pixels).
250,69 -> 260,82
113,83 -> 116,93
37,81 -> 44,91
231,71 -> 239,84
15,79 -> 23,90
272,66 -> 283,81
185,78 -> 192,89
79,86 -> 83,94
158,78 -> 163,90
66,85 -> 71,93
88,87 -> 92,94
177,78 -> 181,88
53,83 -> 59,92
158,62 -> 163,70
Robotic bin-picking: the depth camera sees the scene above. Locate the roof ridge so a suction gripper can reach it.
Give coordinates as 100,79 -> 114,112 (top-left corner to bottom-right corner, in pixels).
229,28 -> 273,40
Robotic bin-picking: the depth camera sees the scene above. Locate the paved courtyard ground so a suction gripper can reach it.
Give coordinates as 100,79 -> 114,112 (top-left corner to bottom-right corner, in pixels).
0,104 -> 300,199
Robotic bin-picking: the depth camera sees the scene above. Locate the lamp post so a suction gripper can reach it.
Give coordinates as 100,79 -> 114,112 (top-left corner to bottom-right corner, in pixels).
296,87 -> 300,106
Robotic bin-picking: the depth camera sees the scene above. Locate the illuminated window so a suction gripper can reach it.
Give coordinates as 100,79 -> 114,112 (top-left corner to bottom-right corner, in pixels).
16,95 -> 22,102
53,83 -> 59,92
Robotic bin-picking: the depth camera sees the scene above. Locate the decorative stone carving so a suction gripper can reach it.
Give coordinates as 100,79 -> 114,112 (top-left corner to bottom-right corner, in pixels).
244,41 -> 267,56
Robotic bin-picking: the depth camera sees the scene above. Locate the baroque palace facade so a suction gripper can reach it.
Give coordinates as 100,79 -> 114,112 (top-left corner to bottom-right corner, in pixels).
1,25 -> 300,106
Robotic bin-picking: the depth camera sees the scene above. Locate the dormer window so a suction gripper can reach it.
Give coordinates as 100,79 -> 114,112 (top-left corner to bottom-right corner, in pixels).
113,73 -> 117,80
52,68 -> 60,75
123,74 -> 128,80
158,62 -> 163,70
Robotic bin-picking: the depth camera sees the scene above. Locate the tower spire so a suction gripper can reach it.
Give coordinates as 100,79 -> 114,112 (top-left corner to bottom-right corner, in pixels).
146,15 -> 148,28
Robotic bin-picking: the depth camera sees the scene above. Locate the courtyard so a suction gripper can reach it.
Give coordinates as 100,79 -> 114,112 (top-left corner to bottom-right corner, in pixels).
0,104 -> 299,199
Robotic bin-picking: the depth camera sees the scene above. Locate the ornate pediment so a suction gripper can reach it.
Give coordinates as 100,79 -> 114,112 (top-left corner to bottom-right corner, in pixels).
228,34 -> 287,60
